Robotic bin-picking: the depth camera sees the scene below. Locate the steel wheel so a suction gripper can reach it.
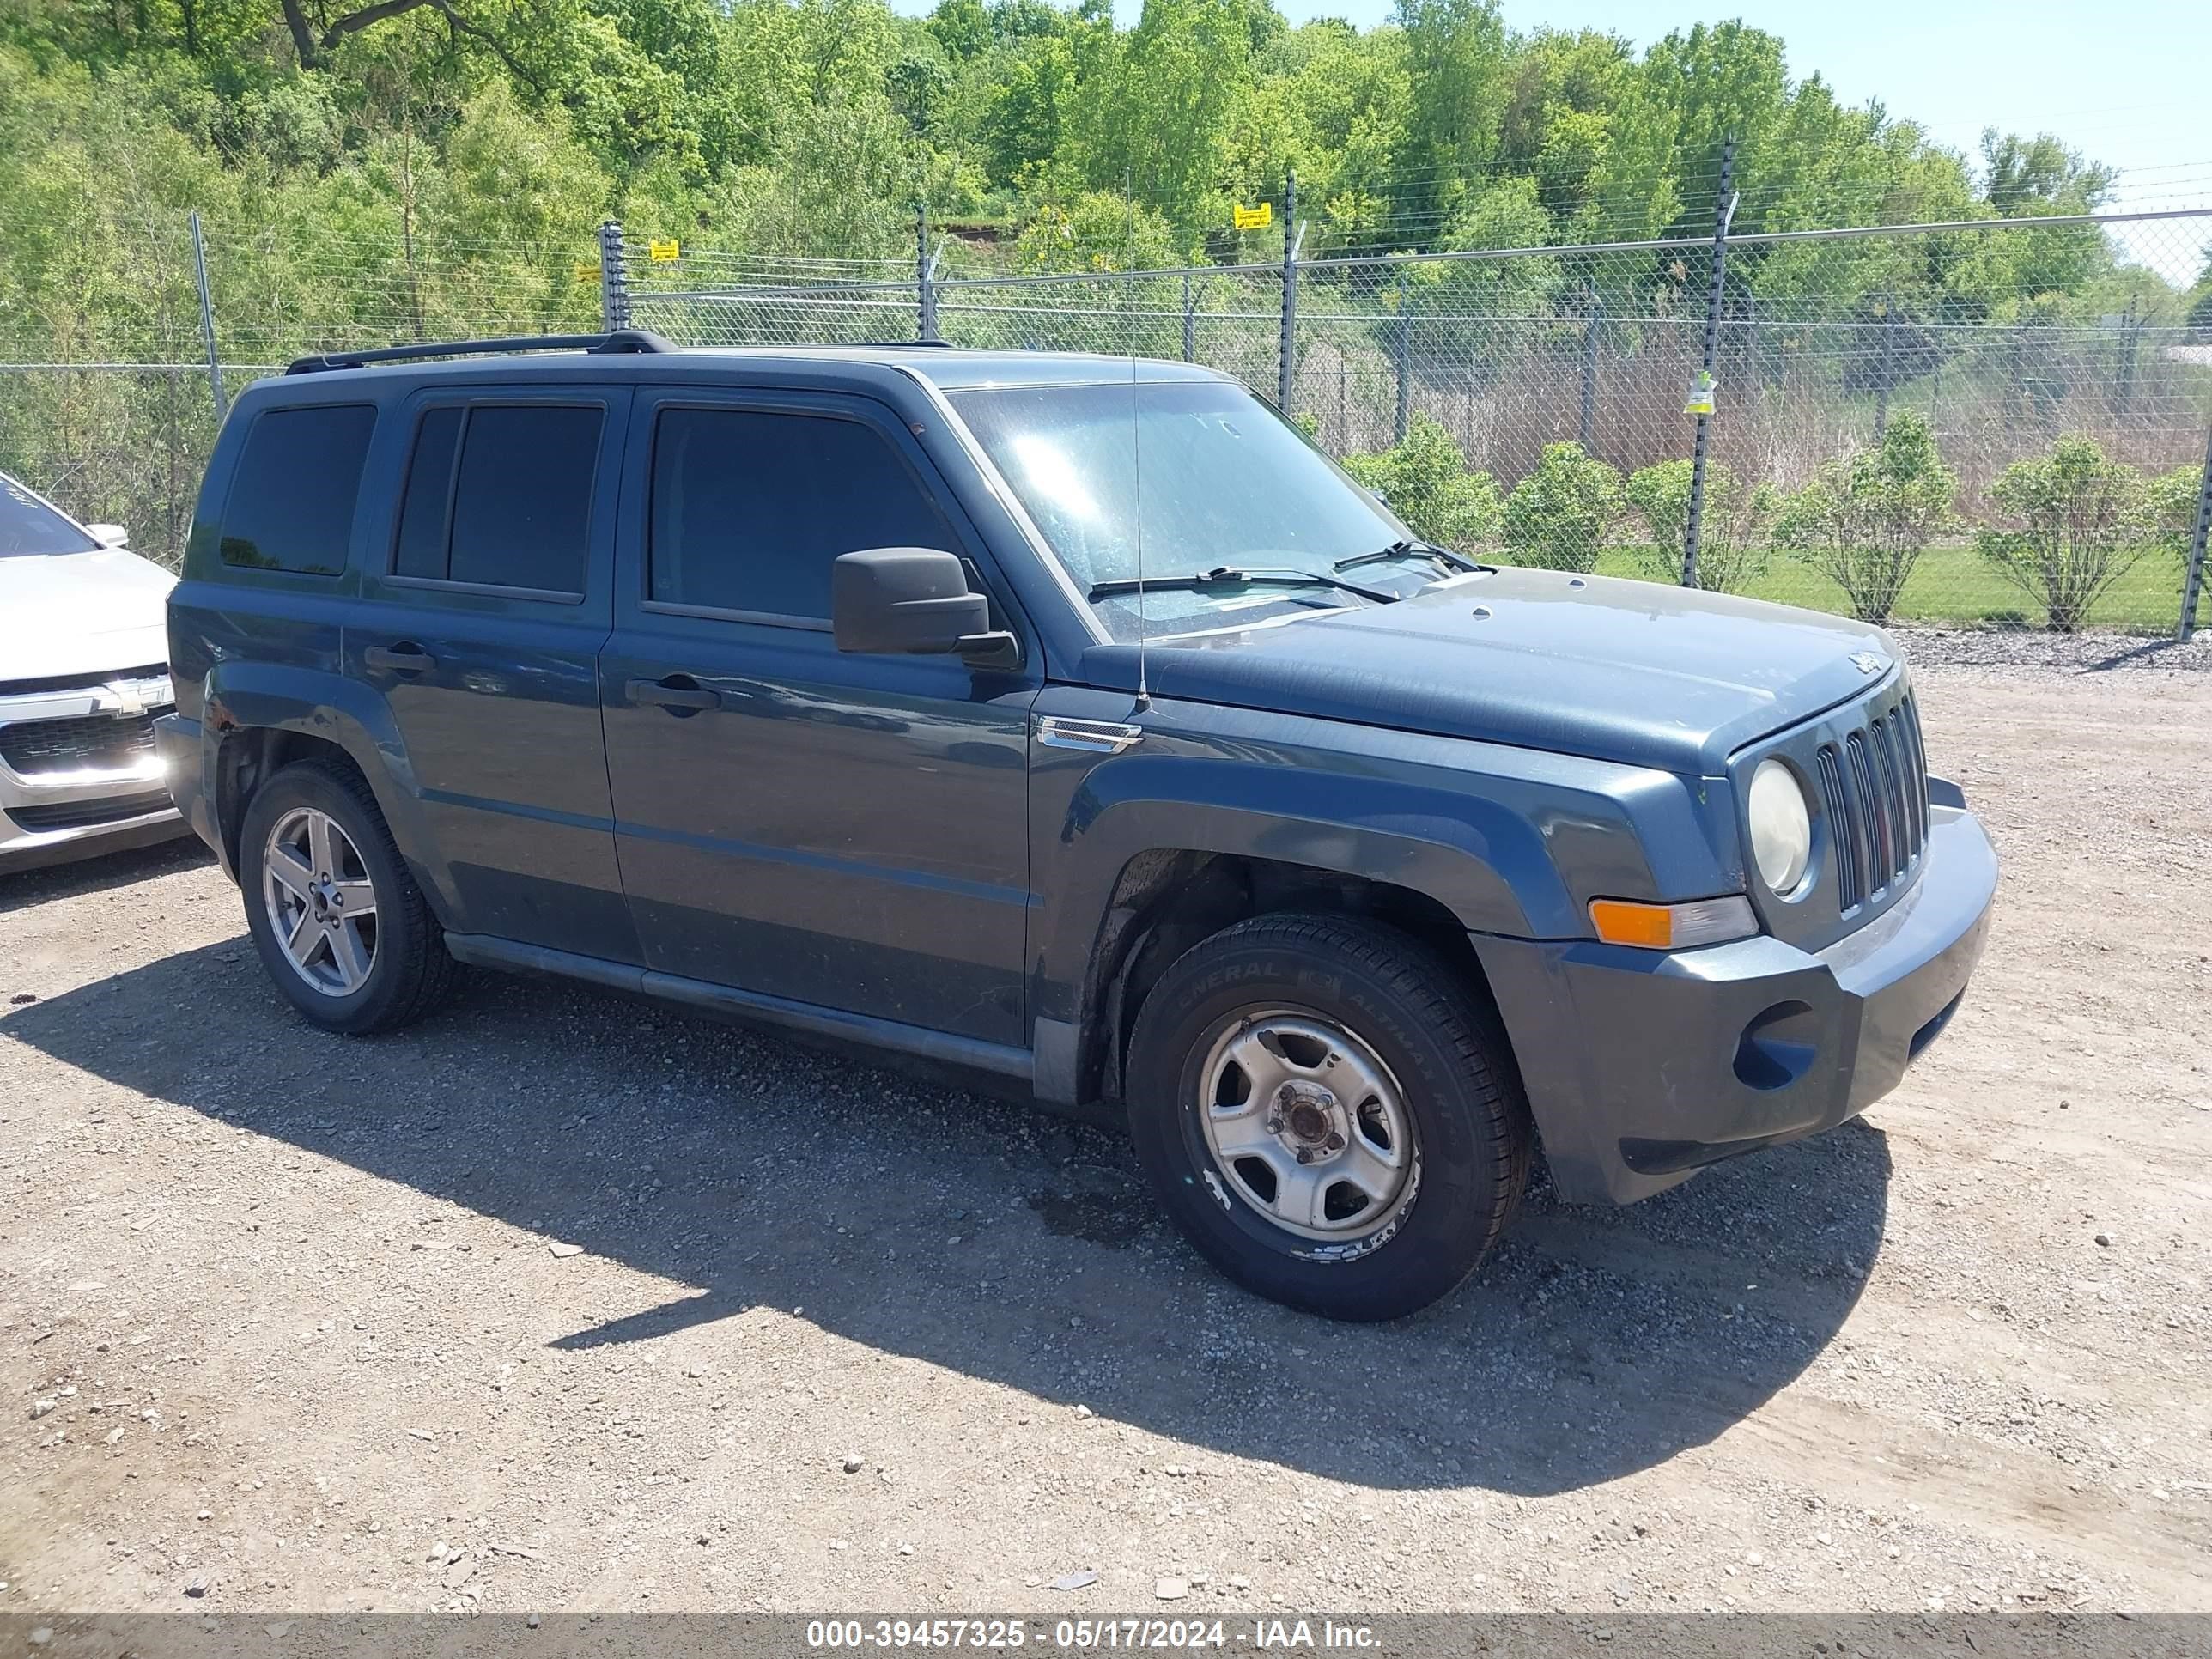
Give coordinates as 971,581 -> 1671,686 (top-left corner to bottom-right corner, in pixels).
1196,1008 -> 1417,1243
261,805 -> 379,997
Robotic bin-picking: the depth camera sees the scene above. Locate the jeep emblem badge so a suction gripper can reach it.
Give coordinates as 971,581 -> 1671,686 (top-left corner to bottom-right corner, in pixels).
1849,651 -> 1886,675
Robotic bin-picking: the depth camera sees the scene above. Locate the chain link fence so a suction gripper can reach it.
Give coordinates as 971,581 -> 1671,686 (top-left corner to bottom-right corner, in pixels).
624,207 -> 2212,637
4,203 -> 2209,635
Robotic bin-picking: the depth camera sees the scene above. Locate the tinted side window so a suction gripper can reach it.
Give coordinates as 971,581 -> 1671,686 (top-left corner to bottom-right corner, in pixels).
221,404 -> 376,574
649,408 -> 954,619
445,405 -> 603,593
392,406 -> 463,580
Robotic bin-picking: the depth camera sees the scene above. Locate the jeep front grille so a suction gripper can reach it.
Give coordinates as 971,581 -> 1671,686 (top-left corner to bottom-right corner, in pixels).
1814,693 -> 1930,914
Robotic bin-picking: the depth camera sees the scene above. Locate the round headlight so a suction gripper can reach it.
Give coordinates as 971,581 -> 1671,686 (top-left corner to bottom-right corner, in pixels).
1747,759 -> 1812,894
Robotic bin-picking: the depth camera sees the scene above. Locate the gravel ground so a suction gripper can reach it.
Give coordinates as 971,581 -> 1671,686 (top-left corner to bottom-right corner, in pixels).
1887,625 -> 2212,676
1,655 -> 2208,1617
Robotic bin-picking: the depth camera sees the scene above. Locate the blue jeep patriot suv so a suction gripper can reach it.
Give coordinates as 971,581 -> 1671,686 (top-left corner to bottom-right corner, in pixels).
157,331 -> 1998,1320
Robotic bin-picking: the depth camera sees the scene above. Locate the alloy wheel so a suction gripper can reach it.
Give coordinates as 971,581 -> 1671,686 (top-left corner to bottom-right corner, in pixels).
261,806 -> 380,997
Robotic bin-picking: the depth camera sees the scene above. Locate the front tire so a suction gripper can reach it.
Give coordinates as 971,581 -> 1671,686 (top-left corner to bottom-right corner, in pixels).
237,758 -> 458,1035
1126,913 -> 1530,1321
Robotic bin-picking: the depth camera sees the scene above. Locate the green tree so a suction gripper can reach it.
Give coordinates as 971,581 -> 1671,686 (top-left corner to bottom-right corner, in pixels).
927,0 -> 990,60
977,30 -> 1077,189
1495,28 -> 1632,227
1502,441 -> 1622,572
1624,459 -> 1775,594
1012,191 -> 1180,272
2185,245 -> 2212,331
1392,0 -> 1508,229
1063,0 -> 1252,222
1976,435 -> 2160,632
1773,410 -> 1954,624
1341,416 -> 1503,551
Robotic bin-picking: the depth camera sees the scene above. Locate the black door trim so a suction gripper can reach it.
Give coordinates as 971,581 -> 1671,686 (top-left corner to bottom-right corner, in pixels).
442,931 -> 1035,1083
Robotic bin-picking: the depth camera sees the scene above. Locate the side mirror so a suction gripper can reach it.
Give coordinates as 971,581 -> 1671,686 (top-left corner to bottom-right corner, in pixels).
85,523 -> 129,548
832,548 -> 1017,668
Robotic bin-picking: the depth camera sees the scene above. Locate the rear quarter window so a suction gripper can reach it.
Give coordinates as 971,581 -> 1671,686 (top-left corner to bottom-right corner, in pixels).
220,404 -> 377,575
389,402 -> 603,597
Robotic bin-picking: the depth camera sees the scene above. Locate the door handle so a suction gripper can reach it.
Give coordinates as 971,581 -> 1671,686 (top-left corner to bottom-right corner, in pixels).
625,676 -> 721,714
365,642 -> 436,674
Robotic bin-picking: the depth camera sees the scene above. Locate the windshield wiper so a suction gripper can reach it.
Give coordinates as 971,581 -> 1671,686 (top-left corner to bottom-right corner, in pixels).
1086,565 -> 1399,605
1334,538 -> 1489,575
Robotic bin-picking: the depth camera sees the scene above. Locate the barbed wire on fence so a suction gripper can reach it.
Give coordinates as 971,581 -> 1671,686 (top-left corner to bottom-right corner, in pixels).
3,202 -> 2208,637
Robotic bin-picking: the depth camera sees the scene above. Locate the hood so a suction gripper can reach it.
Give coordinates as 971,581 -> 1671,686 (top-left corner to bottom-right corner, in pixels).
1079,567 -> 1897,775
0,548 -> 177,685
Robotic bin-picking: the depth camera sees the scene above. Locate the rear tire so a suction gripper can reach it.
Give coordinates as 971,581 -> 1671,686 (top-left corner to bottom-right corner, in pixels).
1126,913 -> 1530,1321
237,758 -> 458,1035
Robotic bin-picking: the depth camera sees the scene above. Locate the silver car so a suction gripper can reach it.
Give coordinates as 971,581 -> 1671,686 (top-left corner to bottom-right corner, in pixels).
0,471 -> 189,871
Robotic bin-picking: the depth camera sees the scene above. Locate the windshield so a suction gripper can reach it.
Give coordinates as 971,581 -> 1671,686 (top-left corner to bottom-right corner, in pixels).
0,475 -> 99,557
947,380 -> 1408,640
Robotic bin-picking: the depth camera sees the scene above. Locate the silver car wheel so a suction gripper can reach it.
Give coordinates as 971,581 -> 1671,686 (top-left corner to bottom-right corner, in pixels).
262,806 -> 379,997
1196,1008 -> 1417,1243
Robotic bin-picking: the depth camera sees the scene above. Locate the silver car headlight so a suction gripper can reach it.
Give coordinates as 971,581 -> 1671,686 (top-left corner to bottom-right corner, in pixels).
1747,759 -> 1813,895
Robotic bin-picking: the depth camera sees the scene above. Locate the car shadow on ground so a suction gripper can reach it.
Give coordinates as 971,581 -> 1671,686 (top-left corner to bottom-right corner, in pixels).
0,835 -> 212,916
4,937 -> 1889,1498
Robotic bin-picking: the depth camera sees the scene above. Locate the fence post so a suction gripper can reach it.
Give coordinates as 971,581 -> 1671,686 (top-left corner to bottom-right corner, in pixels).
916,205 -> 939,342
1682,135 -> 1736,590
1278,169 -> 1298,410
2115,300 -> 2140,420
189,210 -> 225,424
2180,424 -> 2212,643
598,222 -> 629,332
1874,288 -> 1894,442
1182,273 -> 1195,364
1393,304 -> 1412,444
1579,289 -> 1601,453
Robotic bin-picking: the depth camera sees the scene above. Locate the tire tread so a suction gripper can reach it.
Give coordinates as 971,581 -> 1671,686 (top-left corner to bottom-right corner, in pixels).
1127,910 -> 1533,1319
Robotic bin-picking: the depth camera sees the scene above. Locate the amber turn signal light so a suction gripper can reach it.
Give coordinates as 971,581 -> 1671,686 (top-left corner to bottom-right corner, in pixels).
1588,895 -> 1757,950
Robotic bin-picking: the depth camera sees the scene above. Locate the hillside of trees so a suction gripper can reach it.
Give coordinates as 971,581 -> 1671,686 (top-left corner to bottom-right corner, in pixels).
5,0 -> 2212,360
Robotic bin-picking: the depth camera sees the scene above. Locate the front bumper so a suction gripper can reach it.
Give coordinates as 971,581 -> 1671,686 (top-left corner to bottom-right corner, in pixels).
0,684 -> 187,873
153,712 -> 227,874
1474,800 -> 1999,1205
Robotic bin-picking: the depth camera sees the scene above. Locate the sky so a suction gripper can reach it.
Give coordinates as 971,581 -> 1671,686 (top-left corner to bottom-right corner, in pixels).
891,0 -> 2212,281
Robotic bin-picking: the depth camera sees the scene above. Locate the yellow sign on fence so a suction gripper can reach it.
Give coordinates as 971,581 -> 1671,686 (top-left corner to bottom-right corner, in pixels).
1231,202 -> 1273,231
647,238 -> 681,262
574,263 -> 599,285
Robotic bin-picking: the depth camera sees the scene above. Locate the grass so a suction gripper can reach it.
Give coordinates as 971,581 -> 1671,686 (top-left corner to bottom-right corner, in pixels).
1585,542 -> 2194,634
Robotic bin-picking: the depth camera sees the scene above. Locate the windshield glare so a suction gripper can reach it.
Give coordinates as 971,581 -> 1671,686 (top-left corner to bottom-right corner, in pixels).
0,476 -> 99,557
947,380 -> 1405,637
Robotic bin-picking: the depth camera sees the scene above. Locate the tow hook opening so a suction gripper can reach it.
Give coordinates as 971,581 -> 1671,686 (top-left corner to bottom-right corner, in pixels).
1909,987 -> 1967,1061
1733,1000 -> 1819,1091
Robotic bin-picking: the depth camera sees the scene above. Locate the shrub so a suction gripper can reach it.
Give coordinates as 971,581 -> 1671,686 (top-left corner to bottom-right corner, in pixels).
1502,441 -> 1622,573
1340,415 -> 1504,553
1975,434 -> 2159,632
1773,410 -> 1955,624
2144,463 -> 2204,560
1624,459 -> 1777,595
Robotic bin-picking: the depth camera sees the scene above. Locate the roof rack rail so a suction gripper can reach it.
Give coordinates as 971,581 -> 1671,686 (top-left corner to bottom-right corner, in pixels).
284,329 -> 677,376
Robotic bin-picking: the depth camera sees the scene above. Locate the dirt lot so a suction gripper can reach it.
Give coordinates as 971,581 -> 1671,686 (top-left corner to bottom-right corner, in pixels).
3,641 -> 2209,1616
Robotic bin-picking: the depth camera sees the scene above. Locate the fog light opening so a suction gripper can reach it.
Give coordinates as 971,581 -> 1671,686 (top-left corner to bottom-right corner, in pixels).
1733,1000 -> 1819,1091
